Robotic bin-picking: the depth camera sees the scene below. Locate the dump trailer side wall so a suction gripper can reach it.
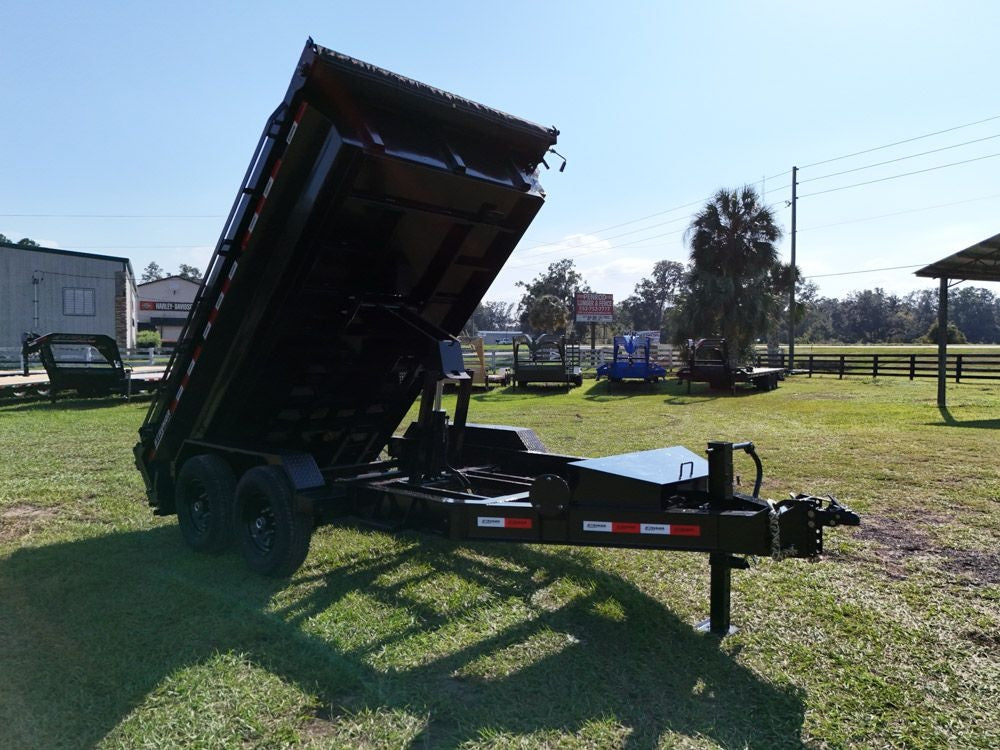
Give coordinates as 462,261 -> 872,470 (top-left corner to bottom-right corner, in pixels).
137,41 -> 557,507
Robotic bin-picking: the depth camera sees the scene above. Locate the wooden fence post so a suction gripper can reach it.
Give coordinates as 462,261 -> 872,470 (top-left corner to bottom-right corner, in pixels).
956,354 -> 962,383
839,355 -> 845,379
873,354 -> 879,379
909,354 -> 915,380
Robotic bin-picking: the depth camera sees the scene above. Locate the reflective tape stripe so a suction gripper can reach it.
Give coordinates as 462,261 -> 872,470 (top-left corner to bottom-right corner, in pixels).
477,516 -> 533,529
582,521 -> 701,537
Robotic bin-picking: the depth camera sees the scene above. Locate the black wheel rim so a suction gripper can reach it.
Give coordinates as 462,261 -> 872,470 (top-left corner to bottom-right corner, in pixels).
244,493 -> 276,554
189,481 -> 211,534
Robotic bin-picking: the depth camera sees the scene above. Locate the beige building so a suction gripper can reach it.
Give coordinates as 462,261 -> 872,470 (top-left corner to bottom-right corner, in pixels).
0,241 -> 137,350
137,275 -> 199,345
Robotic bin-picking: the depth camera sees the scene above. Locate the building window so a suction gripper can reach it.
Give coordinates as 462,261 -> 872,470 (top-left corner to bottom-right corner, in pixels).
63,287 -> 96,316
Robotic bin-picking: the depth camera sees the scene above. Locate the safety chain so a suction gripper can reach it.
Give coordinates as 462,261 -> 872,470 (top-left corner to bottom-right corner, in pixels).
766,499 -> 790,561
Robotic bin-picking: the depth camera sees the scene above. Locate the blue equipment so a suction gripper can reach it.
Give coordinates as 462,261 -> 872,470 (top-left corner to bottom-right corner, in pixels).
595,334 -> 666,383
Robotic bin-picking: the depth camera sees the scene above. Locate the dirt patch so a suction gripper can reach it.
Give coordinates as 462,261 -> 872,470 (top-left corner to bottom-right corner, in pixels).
942,548 -> 1000,586
962,629 -> 1000,648
845,514 -> 999,584
0,504 -> 58,542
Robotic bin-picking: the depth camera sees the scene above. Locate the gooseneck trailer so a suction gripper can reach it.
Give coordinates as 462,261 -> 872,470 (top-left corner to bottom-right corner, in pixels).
135,40 -> 857,634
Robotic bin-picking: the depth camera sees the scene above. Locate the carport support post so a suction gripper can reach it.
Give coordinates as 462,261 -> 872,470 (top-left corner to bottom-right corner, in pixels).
937,276 -> 948,407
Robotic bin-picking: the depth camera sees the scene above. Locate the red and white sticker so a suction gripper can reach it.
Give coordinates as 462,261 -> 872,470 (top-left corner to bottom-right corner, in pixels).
477,516 -> 533,530
582,521 -> 700,537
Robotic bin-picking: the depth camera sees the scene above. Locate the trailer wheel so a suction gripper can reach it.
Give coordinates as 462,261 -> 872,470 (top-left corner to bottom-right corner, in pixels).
176,454 -> 236,554
234,466 -> 313,577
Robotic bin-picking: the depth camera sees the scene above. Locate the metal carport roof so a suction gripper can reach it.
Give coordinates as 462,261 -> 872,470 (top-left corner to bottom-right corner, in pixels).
915,232 -> 1000,282
914,231 -> 1000,406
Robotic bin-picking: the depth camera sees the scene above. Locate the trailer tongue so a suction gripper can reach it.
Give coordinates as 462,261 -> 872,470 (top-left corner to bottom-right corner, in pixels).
135,39 -> 858,635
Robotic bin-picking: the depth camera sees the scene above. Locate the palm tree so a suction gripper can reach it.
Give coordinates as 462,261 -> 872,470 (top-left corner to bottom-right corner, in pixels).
678,186 -> 789,362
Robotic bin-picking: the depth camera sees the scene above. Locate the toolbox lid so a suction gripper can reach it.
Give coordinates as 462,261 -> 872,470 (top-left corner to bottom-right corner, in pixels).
570,447 -> 708,486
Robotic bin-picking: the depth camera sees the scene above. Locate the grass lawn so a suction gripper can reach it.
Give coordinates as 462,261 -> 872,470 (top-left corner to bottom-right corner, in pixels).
1,375 -> 997,749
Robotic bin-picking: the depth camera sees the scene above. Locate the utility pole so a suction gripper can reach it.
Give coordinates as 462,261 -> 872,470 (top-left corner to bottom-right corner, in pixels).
788,166 -> 797,372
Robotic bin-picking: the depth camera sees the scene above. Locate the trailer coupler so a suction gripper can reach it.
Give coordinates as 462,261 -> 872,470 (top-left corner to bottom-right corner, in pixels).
698,493 -> 860,636
771,494 -> 861,561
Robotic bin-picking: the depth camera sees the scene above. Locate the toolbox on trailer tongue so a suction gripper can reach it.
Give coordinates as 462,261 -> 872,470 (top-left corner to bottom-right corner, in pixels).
135,39 -> 857,635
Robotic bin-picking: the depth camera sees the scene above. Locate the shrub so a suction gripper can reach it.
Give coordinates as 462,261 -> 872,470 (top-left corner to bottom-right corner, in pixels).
136,330 -> 161,348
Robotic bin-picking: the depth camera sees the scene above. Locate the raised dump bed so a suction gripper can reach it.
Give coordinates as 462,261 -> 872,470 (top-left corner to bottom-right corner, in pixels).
134,39 -> 857,635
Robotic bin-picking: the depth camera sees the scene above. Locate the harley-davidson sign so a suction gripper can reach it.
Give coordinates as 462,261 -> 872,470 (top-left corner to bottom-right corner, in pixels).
574,292 -> 613,323
139,301 -> 192,312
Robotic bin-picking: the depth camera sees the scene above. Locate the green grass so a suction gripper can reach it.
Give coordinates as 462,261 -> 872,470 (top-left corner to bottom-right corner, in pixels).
1,377 -> 998,749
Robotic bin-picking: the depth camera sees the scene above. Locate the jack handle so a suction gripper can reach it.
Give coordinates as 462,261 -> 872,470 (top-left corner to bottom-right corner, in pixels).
731,441 -> 763,498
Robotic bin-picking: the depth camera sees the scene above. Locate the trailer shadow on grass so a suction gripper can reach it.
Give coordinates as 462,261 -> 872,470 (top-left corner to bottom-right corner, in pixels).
0,394 -> 153,413
582,380 -> 668,402
932,405 -> 1000,430
0,526 -> 808,749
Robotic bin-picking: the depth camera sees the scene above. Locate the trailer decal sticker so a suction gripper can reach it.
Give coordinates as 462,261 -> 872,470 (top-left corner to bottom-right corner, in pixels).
670,525 -> 702,537
248,212 -> 259,234
286,121 -> 299,144
477,516 -> 533,529
582,521 -> 701,537
263,176 -> 274,198
228,261 -> 238,279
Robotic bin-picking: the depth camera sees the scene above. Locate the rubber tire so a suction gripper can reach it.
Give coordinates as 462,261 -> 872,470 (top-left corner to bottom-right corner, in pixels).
176,454 -> 236,554
234,466 -> 313,577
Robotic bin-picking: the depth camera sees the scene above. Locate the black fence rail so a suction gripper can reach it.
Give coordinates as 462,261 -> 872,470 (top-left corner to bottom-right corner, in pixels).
757,352 -> 1000,381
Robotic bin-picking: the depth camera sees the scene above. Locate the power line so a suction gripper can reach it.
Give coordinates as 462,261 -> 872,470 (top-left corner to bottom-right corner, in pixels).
57,244 -> 213,250
512,213 -> 694,264
804,263 -> 926,279
0,214 -> 223,219
513,197 -> 710,254
798,151 -> 1000,198
503,227 -> 689,273
798,132 -> 1000,185
799,113 -> 1000,170
799,192 -> 1000,232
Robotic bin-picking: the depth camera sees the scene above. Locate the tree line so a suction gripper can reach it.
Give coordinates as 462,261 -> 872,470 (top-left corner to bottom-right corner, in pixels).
464,186 -> 1000,350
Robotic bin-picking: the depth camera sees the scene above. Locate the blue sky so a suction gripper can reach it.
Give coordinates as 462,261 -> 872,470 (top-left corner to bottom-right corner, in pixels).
2,1 -> 998,305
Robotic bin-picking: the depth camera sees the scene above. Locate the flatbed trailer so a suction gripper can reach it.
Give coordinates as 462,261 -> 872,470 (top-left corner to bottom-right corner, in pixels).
134,40 -> 857,635
677,337 -> 785,393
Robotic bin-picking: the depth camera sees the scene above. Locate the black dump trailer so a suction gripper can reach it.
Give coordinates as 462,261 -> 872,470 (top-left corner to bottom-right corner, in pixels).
135,40 -> 857,635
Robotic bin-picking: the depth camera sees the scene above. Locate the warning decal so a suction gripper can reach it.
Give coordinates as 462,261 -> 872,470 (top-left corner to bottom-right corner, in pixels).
582,521 -> 701,537
478,516 -> 533,529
